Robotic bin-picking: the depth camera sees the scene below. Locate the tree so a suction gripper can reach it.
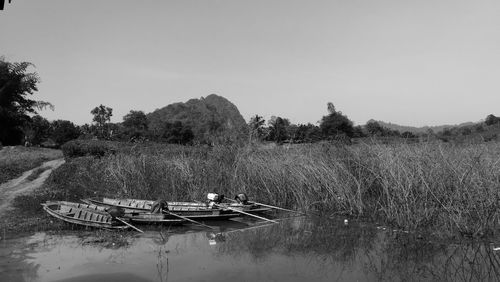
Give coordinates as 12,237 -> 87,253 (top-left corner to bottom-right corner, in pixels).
319,102 -> 354,139
295,123 -> 322,143
121,110 -> 149,141
0,58 -> 51,145
485,114 -> 500,126
401,131 -> 416,139
123,110 -> 148,130
91,104 -> 113,126
365,121 -> 385,136
91,104 -> 113,139
50,120 -> 81,145
248,115 -> 266,142
352,125 -> 366,138
24,115 -> 51,145
267,116 -> 290,143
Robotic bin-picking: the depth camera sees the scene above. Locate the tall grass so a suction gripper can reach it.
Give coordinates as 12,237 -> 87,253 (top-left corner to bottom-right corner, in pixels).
36,141 -> 500,238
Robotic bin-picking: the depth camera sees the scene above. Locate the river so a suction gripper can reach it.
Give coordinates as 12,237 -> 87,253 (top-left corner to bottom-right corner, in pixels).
1,217 -> 500,282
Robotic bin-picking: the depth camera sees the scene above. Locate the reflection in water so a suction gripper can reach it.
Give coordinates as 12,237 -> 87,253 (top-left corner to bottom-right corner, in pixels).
216,217 -> 500,281
1,218 -> 500,282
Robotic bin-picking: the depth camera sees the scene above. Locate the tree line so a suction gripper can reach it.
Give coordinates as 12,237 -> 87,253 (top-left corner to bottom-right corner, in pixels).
248,102 -> 421,144
1,57 -> 498,147
0,57 -> 195,147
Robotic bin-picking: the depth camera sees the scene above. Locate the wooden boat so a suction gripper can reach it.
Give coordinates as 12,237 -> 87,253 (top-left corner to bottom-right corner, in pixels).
83,197 -> 271,220
45,201 -> 186,225
42,201 -> 128,230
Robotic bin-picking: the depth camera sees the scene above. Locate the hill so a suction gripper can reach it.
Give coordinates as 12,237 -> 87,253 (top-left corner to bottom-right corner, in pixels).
368,119 -> 476,134
147,94 -> 247,144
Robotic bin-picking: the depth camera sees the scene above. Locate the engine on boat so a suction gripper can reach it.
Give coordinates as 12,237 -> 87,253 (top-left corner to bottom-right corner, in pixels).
235,193 -> 249,204
151,199 -> 169,213
207,193 -> 225,208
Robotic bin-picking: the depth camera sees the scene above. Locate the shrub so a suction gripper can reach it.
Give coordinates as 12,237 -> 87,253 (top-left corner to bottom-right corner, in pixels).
61,140 -> 119,159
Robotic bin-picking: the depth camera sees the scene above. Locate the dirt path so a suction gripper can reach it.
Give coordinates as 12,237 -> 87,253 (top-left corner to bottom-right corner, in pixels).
0,158 -> 65,216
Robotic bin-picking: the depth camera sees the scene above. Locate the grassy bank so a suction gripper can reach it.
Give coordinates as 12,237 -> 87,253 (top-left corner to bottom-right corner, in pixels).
0,146 -> 63,184
10,141 -> 500,238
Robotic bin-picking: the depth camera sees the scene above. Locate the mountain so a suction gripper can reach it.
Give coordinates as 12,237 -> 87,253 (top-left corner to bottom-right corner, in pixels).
147,94 -> 247,143
368,119 -> 477,134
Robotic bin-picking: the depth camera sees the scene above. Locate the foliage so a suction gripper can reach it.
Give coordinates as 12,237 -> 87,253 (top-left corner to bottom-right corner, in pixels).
248,115 -> 266,142
61,139 -> 119,158
91,104 -> 113,126
320,102 -> 355,139
0,58 -> 50,145
24,115 -> 51,145
158,121 -> 194,145
90,104 -> 113,139
266,116 -> 290,143
485,114 -> 500,126
123,110 -> 148,130
50,120 -> 81,146
365,120 -> 401,137
294,123 -> 322,143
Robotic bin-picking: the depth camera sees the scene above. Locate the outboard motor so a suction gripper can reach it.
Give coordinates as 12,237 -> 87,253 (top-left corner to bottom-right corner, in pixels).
207,193 -> 220,202
207,193 -> 225,208
235,193 -> 249,204
150,199 -> 169,213
207,193 -> 225,203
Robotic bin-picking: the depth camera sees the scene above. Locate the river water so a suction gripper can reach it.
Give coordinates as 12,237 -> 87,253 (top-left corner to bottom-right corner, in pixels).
1,217 -> 500,282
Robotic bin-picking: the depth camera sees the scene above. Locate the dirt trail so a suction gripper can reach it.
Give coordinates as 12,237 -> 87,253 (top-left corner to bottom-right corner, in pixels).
0,158 -> 65,216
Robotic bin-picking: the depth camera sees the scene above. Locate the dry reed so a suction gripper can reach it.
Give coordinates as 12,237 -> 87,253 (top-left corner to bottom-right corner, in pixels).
37,141 -> 500,237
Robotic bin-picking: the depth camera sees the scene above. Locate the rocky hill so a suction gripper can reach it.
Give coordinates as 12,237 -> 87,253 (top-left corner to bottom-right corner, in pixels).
368,119 -> 476,134
147,94 -> 247,144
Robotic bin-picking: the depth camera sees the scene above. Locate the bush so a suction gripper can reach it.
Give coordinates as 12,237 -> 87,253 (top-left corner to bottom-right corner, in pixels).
61,140 -> 119,159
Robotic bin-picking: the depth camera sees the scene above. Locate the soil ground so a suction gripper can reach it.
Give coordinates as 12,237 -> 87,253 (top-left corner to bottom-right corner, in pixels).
0,158 -> 65,217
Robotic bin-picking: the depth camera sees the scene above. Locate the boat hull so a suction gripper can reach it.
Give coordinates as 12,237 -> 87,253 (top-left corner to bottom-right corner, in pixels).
42,202 -> 128,230
84,198 -> 271,220
46,201 -> 185,225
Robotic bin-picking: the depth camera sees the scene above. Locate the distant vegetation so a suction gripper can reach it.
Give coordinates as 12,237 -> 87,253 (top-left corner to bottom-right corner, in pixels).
1,57 -> 498,148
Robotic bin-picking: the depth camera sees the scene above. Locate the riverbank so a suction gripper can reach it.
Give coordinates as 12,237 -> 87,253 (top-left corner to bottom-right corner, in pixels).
3,141 -> 500,239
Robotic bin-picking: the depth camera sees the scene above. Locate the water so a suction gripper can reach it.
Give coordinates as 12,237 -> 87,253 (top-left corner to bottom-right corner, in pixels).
1,217 -> 500,282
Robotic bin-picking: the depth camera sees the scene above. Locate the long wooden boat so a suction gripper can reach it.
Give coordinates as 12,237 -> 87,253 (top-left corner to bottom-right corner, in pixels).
83,197 -> 271,220
42,201 -> 128,230
46,201 -> 186,225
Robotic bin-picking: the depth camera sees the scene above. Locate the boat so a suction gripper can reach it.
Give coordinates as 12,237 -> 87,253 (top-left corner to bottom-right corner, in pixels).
83,197 -> 271,220
42,201 -> 129,230
45,201 -> 186,225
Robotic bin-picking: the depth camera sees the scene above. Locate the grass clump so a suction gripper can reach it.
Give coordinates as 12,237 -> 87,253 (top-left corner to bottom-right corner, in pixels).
0,146 -> 63,184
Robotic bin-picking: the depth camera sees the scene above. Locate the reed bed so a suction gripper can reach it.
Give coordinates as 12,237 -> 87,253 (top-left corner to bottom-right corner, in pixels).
35,141 -> 500,238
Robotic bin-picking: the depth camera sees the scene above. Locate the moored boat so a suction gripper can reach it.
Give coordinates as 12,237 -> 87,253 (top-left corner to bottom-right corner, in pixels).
83,197 -> 271,220
42,201 -> 129,230
46,201 -> 186,225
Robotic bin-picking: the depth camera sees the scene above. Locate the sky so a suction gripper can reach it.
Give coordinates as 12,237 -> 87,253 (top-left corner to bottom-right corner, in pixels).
1,0 -> 499,127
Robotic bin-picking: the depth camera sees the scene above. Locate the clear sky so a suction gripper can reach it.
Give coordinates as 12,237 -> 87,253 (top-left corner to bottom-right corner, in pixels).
1,0 -> 499,126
